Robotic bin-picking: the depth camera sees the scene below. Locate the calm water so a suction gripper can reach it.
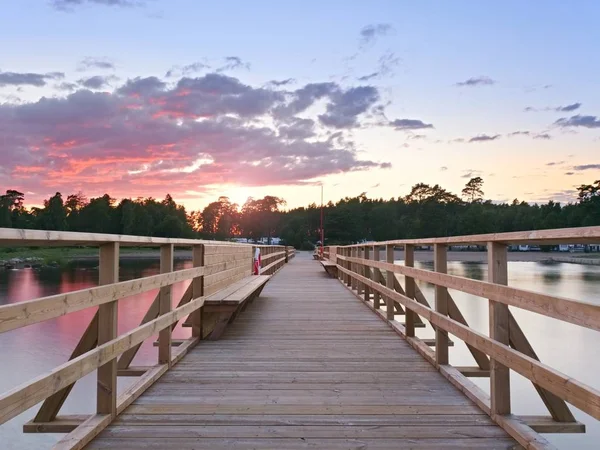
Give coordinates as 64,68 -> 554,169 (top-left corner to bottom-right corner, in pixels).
1,257 -> 600,449
408,259 -> 600,449
0,258 -> 193,450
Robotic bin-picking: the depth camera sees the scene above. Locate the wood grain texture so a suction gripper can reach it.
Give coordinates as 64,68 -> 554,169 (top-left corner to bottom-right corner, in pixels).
488,242 -> 510,415
97,243 -> 119,417
88,252 -> 515,449
158,244 -> 173,366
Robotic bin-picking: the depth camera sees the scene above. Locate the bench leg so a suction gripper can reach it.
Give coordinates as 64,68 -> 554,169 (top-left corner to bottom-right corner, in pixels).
206,312 -> 235,340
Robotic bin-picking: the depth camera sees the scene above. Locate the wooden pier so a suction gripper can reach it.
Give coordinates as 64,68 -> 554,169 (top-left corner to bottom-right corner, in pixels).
1,227 -> 600,449
89,253 -> 514,449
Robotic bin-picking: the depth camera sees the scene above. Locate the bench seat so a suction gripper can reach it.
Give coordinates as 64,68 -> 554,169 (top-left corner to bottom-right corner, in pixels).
183,275 -> 270,339
205,275 -> 270,306
320,260 -> 338,278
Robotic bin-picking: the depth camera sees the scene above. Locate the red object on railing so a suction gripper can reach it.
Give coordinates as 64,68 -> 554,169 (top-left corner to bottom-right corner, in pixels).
253,248 -> 261,275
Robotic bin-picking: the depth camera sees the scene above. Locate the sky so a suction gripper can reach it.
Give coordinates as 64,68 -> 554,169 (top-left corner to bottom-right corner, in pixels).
1,0 -> 599,211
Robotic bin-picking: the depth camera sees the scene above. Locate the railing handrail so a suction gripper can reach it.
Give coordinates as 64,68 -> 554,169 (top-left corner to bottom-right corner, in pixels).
324,230 -> 600,448
0,231 -> 294,448
0,227 -> 289,247
338,254 -> 600,332
339,225 -> 600,247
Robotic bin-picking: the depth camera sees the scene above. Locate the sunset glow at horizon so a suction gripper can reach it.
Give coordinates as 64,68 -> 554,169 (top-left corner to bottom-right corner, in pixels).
1,1 -> 599,212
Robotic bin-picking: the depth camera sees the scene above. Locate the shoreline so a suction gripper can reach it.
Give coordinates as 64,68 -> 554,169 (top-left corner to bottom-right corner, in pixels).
392,250 -> 600,265
2,249 -> 600,268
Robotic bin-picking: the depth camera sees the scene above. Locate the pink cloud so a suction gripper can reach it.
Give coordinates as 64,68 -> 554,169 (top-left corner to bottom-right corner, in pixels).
0,72 -> 390,206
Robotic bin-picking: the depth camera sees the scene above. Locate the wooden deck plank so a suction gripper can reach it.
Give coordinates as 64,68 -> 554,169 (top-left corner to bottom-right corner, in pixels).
86,252 -> 516,449
87,438 -> 517,449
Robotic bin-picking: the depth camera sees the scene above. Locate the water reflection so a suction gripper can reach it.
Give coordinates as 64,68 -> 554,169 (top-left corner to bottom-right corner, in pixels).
582,271 -> 600,283
0,257 -> 192,449
460,261 -> 484,280
2,257 -> 600,449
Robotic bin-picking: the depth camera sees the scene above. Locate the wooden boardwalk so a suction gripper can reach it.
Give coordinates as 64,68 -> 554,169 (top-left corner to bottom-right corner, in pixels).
87,252 -> 516,449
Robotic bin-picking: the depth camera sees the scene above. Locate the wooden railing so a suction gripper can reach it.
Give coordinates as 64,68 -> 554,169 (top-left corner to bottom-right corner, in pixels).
324,226 -> 600,449
0,228 -> 293,449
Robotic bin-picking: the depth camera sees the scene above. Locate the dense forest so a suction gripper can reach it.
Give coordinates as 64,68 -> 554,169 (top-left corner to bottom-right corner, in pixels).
1,177 -> 599,249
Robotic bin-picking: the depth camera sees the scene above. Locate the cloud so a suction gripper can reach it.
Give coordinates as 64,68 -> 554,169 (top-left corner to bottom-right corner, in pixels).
54,82 -> 79,91
116,76 -> 166,96
1,71 -> 389,204
216,56 -> 250,72
319,86 -> 380,128
268,78 -> 295,87
455,76 -> 495,87
275,82 -> 339,119
555,115 -> 600,129
389,119 -> 434,131
377,51 -> 401,77
440,166 -> 448,171
77,57 -> 115,71
461,169 -> 483,179
525,103 -> 582,113
357,72 -> 379,81
51,0 -> 146,10
165,61 -> 210,78
77,75 -> 118,89
508,130 -> 551,140
546,161 -> 565,166
359,23 -> 393,45
278,117 -> 315,140
534,189 -> 578,203
469,134 -> 500,142
0,70 -> 64,87
573,164 -> 600,171
556,102 -> 581,112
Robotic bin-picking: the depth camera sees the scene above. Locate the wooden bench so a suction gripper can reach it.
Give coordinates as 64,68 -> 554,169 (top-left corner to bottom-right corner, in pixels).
182,275 -> 270,340
313,252 -> 320,260
320,260 -> 338,278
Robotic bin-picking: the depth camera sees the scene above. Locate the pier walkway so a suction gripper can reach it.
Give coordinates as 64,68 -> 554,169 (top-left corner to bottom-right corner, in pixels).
88,253 -> 515,449
2,227 -> 600,449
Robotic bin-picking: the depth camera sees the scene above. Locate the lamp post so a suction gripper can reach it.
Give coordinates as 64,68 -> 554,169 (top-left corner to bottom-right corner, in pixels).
320,184 -> 324,258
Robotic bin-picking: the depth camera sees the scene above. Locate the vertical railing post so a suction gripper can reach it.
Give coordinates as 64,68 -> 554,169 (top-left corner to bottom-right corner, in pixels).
488,241 -> 510,415
357,247 -> 364,296
97,242 -> 119,418
285,246 -> 289,263
434,244 -> 449,365
158,244 -> 174,366
191,244 -> 204,339
404,244 -> 415,337
351,247 -> 357,291
345,248 -> 351,286
386,244 -> 394,320
373,245 -> 381,309
363,245 -> 371,302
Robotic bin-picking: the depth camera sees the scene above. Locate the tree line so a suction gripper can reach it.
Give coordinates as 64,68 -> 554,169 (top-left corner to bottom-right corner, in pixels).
0,177 -> 599,249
